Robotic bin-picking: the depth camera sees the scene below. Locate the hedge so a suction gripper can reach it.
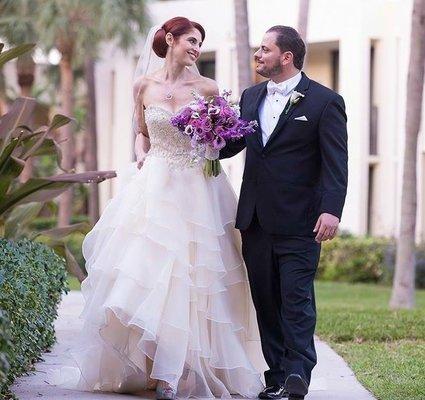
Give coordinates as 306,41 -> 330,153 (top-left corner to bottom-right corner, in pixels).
318,236 -> 425,288
0,239 -> 68,398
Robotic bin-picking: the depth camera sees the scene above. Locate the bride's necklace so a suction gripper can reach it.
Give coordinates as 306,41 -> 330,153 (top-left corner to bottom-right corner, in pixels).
164,81 -> 180,101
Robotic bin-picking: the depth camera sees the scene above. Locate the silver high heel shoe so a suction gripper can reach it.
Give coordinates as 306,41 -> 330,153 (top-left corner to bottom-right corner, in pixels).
156,380 -> 177,400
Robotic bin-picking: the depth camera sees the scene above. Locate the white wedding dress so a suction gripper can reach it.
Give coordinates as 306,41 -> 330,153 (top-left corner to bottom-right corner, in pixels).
54,105 -> 264,398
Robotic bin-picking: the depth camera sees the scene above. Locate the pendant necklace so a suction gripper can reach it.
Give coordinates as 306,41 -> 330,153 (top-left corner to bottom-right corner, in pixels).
164,81 -> 178,101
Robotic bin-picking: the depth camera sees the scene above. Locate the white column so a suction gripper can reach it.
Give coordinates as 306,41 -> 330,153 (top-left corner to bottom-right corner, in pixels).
112,54 -> 134,170
372,36 -> 401,237
338,33 -> 370,235
95,54 -> 114,212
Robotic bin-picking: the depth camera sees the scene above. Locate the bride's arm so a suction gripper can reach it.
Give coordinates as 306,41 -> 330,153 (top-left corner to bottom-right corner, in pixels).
133,77 -> 151,169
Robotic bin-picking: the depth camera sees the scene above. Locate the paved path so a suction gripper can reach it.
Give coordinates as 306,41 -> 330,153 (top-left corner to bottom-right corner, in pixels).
12,292 -> 375,399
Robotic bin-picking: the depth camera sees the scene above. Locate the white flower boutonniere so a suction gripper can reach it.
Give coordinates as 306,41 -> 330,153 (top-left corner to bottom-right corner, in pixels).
285,90 -> 305,114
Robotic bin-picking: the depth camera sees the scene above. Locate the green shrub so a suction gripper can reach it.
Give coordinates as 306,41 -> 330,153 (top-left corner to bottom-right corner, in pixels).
318,236 -> 425,288
0,310 -> 11,388
318,236 -> 390,283
0,239 -> 68,397
30,214 -> 89,231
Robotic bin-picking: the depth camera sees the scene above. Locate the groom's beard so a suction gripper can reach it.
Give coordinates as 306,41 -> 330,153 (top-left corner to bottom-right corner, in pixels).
256,59 -> 283,78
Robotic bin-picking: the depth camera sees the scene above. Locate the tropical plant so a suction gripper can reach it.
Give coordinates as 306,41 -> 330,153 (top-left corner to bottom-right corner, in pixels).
0,42 -> 116,280
0,0 -> 40,182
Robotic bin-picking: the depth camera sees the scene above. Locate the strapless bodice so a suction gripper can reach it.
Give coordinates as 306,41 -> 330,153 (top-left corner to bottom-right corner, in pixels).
144,105 -> 196,169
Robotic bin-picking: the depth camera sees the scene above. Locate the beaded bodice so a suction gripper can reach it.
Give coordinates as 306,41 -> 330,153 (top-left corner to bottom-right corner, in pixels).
144,105 -> 195,169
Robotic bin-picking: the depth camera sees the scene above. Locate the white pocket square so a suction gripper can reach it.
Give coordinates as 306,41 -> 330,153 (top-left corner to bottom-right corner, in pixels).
294,115 -> 308,121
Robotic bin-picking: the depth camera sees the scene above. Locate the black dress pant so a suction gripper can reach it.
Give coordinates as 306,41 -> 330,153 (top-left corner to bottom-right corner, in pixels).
241,212 -> 321,386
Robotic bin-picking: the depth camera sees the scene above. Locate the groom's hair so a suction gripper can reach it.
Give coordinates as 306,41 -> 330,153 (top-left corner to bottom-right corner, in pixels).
267,26 -> 306,70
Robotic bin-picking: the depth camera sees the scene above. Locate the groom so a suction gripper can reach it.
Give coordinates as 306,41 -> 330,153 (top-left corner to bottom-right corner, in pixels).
220,26 -> 348,399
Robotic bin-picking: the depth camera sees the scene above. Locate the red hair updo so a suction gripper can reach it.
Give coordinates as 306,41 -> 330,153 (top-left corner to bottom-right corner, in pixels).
152,16 -> 206,58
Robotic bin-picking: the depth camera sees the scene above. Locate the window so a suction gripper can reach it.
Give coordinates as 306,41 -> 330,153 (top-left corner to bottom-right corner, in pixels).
197,52 -> 216,80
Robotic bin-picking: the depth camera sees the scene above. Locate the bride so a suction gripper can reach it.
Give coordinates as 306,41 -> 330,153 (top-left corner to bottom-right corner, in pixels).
63,16 -> 264,400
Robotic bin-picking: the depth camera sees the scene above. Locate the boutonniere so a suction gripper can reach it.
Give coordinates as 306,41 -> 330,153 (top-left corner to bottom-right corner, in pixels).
285,90 -> 305,114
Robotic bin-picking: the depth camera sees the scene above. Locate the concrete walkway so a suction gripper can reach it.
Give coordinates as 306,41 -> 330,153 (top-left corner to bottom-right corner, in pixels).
12,292 -> 375,400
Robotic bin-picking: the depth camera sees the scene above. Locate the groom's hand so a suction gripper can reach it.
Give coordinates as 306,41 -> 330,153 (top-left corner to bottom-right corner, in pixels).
313,213 -> 339,243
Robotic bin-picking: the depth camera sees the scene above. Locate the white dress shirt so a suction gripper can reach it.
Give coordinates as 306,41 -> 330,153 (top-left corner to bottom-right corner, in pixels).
259,72 -> 302,145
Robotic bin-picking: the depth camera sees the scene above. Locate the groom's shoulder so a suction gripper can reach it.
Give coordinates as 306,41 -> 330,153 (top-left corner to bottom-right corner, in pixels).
244,81 -> 268,96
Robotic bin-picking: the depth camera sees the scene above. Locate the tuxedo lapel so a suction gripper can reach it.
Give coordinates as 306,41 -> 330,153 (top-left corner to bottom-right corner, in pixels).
263,72 -> 311,151
253,82 -> 268,147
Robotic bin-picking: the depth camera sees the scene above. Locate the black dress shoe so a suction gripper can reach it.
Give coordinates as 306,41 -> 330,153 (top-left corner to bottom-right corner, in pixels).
284,374 -> 308,399
258,384 -> 288,399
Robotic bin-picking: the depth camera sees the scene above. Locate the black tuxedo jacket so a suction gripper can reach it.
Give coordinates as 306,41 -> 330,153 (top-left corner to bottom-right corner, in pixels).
220,72 -> 348,236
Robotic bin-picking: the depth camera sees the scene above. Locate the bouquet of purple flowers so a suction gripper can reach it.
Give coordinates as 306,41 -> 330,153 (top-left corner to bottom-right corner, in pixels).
171,90 -> 258,177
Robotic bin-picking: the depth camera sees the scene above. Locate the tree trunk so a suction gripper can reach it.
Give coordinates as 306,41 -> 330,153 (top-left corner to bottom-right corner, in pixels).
84,57 -> 99,224
57,52 -> 75,227
17,53 -> 35,183
297,0 -> 310,42
234,0 -> 252,95
390,0 -> 425,309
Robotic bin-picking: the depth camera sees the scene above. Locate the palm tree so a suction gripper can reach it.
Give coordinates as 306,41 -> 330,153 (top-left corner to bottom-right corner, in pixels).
0,0 -> 39,181
390,0 -> 425,309
34,0 -> 148,226
84,57 -> 100,224
297,0 -> 310,42
82,1 -> 149,224
233,0 -> 252,95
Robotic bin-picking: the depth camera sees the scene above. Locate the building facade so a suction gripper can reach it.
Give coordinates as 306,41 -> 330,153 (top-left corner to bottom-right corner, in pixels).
90,0 -> 423,239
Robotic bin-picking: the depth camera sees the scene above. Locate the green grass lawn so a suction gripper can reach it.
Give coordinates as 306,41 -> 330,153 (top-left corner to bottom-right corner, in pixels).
315,281 -> 425,400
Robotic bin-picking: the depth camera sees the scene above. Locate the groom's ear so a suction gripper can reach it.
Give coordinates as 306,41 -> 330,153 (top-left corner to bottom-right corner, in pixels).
281,51 -> 294,66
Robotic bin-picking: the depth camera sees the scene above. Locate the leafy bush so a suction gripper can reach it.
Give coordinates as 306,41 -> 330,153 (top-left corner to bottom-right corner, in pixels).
30,214 -> 89,231
318,236 -> 425,288
0,310 -> 11,388
0,42 -> 115,282
0,238 -> 68,397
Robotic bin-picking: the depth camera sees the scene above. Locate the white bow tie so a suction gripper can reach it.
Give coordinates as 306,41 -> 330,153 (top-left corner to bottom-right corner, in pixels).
267,80 -> 291,96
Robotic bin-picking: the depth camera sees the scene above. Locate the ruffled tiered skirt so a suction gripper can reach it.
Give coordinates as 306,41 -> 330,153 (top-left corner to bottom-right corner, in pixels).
64,156 -> 264,398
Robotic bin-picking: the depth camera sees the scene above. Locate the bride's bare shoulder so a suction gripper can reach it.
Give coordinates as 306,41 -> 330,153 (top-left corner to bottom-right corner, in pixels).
133,76 -> 149,100
133,75 -> 159,100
